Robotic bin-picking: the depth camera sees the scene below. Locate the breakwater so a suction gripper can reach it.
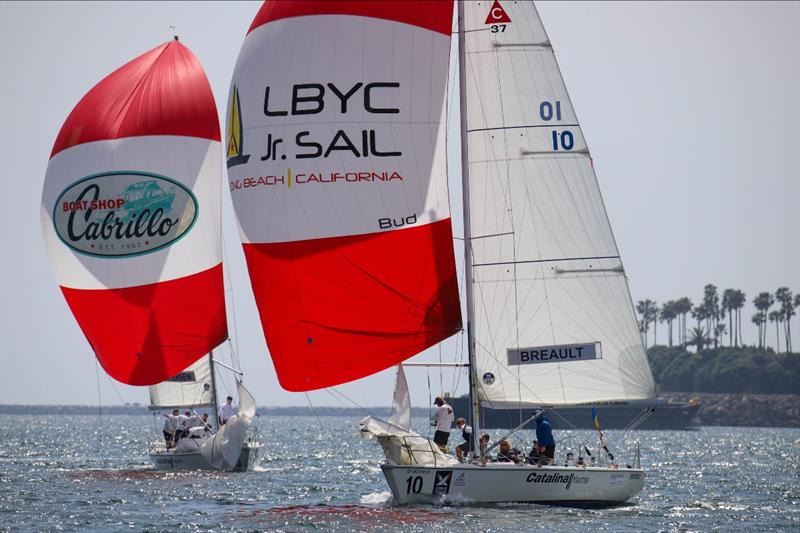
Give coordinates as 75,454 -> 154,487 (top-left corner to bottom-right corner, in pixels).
664,392 -> 799,427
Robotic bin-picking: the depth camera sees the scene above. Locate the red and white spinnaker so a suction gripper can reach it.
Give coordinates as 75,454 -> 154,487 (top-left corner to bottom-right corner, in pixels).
226,1 -> 461,391
41,40 -> 227,385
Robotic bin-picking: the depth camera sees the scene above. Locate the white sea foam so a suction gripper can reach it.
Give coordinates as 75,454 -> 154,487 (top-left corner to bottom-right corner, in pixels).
360,491 -> 392,505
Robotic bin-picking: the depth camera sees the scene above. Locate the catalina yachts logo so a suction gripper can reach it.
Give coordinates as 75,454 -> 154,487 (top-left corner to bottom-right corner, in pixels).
53,171 -> 197,257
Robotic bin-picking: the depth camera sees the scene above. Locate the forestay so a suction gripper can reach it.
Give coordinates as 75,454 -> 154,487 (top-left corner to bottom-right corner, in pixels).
461,1 -> 655,406
227,1 -> 461,391
40,41 -> 227,385
148,357 -> 214,410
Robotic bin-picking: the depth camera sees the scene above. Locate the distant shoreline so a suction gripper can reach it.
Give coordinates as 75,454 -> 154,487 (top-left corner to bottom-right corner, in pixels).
3,392 -> 798,428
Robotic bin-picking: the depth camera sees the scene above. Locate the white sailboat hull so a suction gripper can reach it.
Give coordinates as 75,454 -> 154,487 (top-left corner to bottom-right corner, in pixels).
381,463 -> 644,506
148,441 -> 263,472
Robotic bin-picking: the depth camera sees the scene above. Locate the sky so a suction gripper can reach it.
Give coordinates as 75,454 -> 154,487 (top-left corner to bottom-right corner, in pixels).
1,1 -> 798,407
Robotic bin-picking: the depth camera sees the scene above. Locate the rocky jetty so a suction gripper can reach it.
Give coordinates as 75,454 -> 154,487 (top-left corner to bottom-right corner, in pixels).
664,392 -> 800,428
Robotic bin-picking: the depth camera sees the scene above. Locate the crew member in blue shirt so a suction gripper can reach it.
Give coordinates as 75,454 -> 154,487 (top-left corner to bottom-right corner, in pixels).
534,411 -> 556,464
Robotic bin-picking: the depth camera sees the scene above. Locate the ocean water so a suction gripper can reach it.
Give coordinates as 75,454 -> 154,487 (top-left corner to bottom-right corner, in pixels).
0,414 -> 798,532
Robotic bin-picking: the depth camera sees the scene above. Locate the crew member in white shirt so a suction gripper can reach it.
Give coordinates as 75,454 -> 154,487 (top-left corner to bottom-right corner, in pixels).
218,395 -> 236,425
162,408 -> 180,449
431,396 -> 454,451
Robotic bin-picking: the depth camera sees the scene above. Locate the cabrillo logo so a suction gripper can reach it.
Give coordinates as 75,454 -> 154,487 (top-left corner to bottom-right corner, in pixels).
226,85 -> 250,168
53,171 -> 198,258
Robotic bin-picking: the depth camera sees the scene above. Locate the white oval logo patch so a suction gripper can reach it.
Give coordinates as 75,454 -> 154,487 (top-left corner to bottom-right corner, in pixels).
53,171 -> 198,257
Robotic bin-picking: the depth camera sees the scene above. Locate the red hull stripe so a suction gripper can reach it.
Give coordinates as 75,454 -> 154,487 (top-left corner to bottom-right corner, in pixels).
51,41 -> 220,158
248,0 -> 453,36
243,219 -> 462,392
60,263 -> 228,386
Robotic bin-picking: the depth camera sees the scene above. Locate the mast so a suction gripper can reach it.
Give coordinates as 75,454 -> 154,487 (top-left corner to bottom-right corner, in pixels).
457,0 -> 481,457
208,350 -> 220,432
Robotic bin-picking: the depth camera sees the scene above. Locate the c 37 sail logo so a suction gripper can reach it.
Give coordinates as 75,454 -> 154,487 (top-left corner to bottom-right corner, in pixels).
53,171 -> 198,258
226,85 -> 251,168
485,0 -> 512,25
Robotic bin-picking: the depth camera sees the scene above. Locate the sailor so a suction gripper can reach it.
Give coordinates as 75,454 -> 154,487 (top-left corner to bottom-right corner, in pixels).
431,396 -> 454,451
527,440 -> 545,465
454,417 -> 473,462
185,411 -> 204,431
175,410 -> 191,441
162,409 -> 180,449
478,433 -> 491,459
218,395 -> 236,425
496,439 -> 522,463
200,413 -> 212,431
534,411 -> 556,464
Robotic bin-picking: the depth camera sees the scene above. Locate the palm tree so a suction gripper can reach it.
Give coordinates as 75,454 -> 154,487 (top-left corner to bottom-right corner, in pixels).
775,287 -> 794,352
674,297 -> 693,346
714,322 -> 727,348
687,326 -> 709,352
692,303 -> 708,330
636,300 -> 649,346
660,301 -> 678,346
731,290 -> 746,347
753,292 -> 774,349
648,302 -> 660,346
721,289 -> 736,346
703,284 -> 720,346
751,311 -> 767,349
768,309 -> 782,351
795,294 -> 800,351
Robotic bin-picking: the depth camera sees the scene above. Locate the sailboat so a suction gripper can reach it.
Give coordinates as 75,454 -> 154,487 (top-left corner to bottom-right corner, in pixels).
226,0 -> 656,504
40,37 -> 261,472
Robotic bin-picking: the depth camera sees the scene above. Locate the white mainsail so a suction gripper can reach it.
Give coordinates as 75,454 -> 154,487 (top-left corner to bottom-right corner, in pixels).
148,357 -> 214,410
461,2 -> 655,407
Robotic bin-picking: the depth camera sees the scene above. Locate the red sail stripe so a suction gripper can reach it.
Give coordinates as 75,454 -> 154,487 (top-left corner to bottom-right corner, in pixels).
60,264 -> 227,386
51,41 -> 220,159
248,0 -> 453,36
242,219 -> 462,392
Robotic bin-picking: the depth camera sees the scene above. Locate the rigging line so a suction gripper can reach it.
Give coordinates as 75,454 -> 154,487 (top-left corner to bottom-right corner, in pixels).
303,393 -> 324,431
104,373 -> 128,406
221,235 -> 241,361
94,359 -> 103,452
427,366 -> 432,439
473,255 -> 621,267
326,387 -> 375,417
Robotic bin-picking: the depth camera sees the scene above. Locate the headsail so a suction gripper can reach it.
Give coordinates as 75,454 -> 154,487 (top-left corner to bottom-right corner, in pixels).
41,41 -> 227,385
148,356 -> 214,411
227,1 -> 461,391
461,2 -> 655,407
201,381 -> 257,470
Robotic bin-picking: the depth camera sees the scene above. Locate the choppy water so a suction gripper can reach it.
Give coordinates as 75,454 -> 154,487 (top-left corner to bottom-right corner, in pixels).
1,414 -> 798,532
